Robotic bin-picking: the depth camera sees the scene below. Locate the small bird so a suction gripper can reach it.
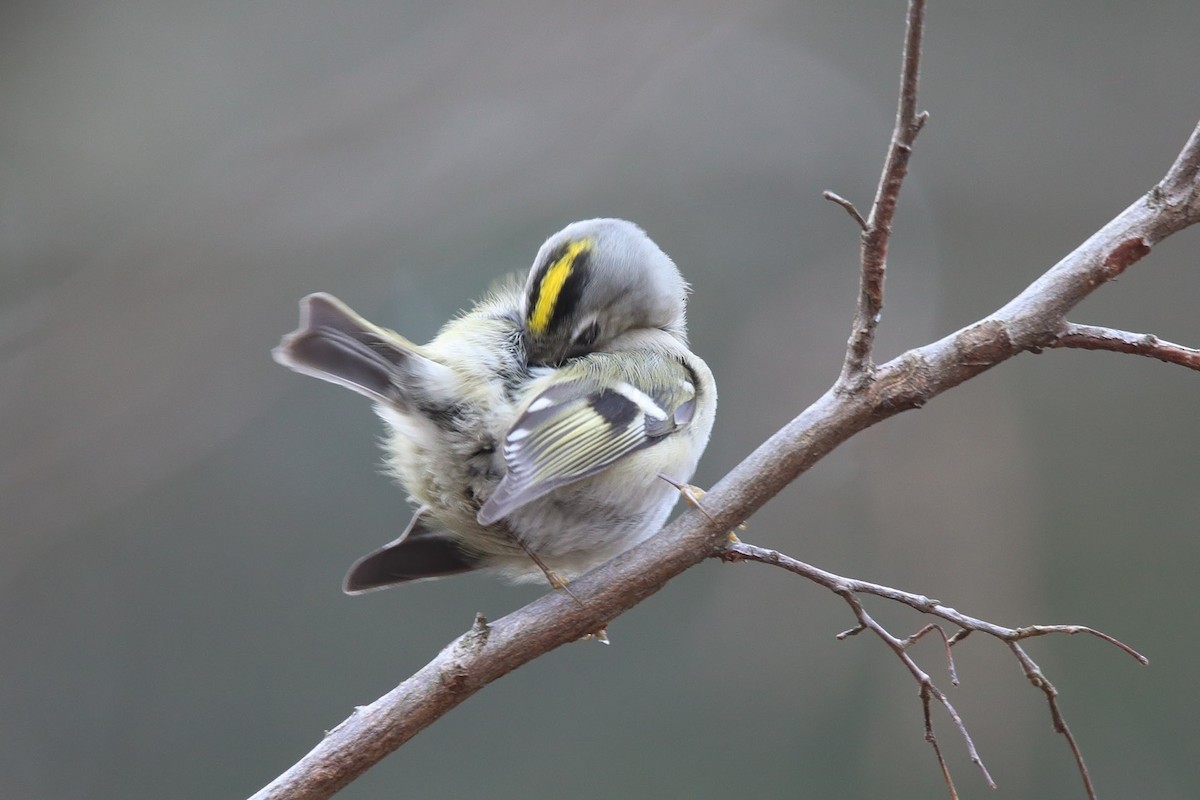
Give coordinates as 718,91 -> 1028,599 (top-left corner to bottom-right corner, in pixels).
274,218 -> 716,592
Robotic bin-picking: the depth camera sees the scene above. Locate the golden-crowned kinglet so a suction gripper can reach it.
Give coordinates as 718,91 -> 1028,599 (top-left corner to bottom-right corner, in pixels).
274,218 -> 716,592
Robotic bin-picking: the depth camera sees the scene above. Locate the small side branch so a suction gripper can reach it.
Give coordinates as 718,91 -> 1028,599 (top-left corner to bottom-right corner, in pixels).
838,0 -> 930,390
823,191 -> 868,231
720,540 -> 1146,799
837,588 -> 994,795
1047,322 -> 1200,371
1008,642 -> 1097,800
720,541 -> 1149,663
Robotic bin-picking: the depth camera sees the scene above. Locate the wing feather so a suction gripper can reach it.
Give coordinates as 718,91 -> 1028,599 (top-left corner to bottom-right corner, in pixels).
477,356 -> 698,526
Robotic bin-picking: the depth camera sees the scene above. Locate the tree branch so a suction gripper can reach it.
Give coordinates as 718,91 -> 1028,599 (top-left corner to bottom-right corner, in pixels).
1046,322 -> 1200,370
250,7 -> 1200,799
834,586 -> 996,796
720,538 -> 1147,798
1008,641 -> 1096,800
721,541 -> 1147,664
838,0 -> 930,391
822,190 -> 868,231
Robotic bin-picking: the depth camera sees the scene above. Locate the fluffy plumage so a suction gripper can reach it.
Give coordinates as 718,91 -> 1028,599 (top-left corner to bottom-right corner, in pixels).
274,218 -> 716,591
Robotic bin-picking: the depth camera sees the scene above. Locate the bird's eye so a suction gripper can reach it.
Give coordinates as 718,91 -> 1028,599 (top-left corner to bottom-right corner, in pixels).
574,321 -> 601,349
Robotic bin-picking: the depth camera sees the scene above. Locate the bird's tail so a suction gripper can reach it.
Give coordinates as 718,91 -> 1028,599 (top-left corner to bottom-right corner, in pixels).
274,292 -> 434,403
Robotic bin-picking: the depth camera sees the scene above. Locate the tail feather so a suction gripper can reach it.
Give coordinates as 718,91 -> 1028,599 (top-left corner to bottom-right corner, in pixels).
274,293 -> 427,402
343,507 -> 478,593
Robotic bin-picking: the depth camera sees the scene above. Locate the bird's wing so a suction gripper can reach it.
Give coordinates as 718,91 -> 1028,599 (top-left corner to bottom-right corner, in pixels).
477,355 -> 697,525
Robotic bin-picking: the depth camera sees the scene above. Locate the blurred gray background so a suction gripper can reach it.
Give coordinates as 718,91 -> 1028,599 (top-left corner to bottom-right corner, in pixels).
3,1 -> 1198,798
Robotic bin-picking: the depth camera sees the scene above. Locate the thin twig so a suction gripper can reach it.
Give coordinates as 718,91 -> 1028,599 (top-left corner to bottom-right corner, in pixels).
823,191 -> 868,231
1046,322 -> 1200,371
837,589 -> 995,793
722,541 -> 1147,664
838,0 -> 929,391
922,683 -> 959,800
722,539 -> 1146,799
1007,641 -> 1098,800
900,624 -> 960,685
